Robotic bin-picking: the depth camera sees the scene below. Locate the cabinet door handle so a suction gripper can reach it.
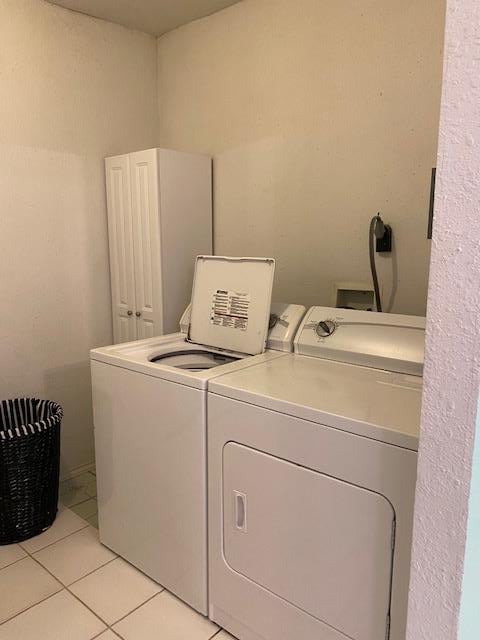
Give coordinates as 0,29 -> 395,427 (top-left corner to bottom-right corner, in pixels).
136,311 -> 141,318
127,310 -> 133,316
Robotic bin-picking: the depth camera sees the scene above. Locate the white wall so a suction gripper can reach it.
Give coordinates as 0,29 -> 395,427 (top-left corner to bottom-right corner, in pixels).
0,0 -> 158,475
406,0 -> 480,637
157,0 -> 445,315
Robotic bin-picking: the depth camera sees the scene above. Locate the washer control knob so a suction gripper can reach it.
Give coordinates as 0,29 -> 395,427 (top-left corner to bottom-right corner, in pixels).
316,320 -> 336,338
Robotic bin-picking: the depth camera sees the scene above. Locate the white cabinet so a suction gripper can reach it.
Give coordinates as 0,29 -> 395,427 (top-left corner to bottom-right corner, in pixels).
105,148 -> 212,343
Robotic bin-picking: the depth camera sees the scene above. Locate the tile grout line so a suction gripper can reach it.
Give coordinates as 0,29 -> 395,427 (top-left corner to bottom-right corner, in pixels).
59,493 -> 92,504
19,511 -> 90,559
0,529 -> 76,626
58,473 -> 97,508
110,590 -> 224,639
91,630 -> 119,640
1,510 -> 109,630
26,553 -> 111,630
60,478 -> 223,636
63,495 -> 98,509
1,503 -> 229,639
0,482 -> 103,633
1,558 -> 228,639
108,589 -> 164,630
62,492 -> 98,509
59,471 -> 96,491
28,551 -> 124,626
66,555 -> 118,587
0,553 -> 29,572
19,522 -> 90,554
0,551 -> 220,638
0,515 -> 166,636
0,588 -> 64,627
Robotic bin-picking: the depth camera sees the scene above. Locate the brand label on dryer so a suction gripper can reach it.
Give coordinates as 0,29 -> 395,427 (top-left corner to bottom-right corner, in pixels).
211,290 -> 250,331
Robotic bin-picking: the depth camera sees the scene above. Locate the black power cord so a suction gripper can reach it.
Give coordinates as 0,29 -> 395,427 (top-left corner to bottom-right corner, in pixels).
369,213 -> 385,312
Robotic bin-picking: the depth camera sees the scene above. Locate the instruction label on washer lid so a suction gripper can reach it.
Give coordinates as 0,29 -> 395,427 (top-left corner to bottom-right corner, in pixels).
211,290 -> 250,331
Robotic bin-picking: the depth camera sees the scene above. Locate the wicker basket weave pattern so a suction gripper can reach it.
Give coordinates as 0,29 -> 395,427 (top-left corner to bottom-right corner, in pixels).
0,398 -> 63,544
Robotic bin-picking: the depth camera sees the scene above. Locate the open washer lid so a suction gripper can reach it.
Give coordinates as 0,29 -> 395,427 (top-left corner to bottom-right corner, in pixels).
187,256 -> 275,356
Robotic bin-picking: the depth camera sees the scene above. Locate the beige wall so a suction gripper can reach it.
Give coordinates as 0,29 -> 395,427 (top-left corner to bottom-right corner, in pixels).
0,0 -> 445,476
157,0 -> 445,314
0,0 -> 158,475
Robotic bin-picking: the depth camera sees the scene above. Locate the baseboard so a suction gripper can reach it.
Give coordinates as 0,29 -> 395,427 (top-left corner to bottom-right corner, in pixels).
60,461 -> 96,482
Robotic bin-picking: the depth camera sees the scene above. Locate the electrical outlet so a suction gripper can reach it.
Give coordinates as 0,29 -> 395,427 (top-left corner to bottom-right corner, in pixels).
376,225 -> 392,252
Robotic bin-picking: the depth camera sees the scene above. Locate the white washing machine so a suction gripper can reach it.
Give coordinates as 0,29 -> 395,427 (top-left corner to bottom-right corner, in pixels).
91,255 -> 305,616
208,306 -> 425,640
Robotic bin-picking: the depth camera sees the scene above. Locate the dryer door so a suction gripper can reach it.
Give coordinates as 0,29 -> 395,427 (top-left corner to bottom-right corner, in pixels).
223,443 -> 394,640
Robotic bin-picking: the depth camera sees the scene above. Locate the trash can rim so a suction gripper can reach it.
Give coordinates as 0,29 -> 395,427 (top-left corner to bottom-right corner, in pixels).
0,398 -> 63,440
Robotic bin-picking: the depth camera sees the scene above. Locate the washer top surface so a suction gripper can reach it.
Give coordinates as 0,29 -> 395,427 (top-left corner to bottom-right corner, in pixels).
90,333 -> 285,389
209,353 -> 422,450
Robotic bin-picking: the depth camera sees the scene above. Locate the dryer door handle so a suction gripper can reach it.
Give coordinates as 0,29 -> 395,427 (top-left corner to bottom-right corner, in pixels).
234,490 -> 247,533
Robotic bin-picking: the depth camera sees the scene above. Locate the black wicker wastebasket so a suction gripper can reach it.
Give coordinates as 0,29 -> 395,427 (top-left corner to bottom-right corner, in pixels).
0,398 -> 63,544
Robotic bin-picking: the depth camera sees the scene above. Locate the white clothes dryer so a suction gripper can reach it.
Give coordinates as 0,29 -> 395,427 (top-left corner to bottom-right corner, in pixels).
91,255 -> 305,615
207,306 -> 425,640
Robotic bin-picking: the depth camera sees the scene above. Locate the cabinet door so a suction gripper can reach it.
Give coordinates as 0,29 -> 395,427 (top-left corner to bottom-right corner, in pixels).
105,155 -> 137,343
130,150 -> 163,339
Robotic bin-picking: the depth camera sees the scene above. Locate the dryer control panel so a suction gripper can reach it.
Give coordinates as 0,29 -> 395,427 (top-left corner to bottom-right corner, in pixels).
294,306 -> 425,376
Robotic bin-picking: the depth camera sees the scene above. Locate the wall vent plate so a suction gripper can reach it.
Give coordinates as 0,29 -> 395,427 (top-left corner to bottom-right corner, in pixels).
332,282 -> 376,311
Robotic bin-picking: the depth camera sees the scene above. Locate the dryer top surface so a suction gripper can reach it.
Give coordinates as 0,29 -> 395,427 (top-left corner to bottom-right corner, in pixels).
209,354 -> 422,449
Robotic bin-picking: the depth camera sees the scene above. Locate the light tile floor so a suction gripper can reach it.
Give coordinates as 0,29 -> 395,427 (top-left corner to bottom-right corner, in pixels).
59,470 -> 99,529
0,470 -> 235,639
